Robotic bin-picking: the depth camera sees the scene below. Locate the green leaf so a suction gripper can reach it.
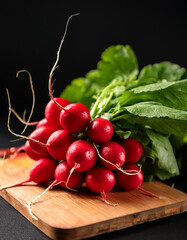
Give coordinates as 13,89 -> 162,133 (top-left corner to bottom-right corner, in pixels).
120,79 -> 187,110
87,45 -> 139,86
125,102 -> 187,120
60,45 -> 138,107
138,61 -> 186,84
115,130 -> 131,139
146,129 -> 179,180
60,77 -> 97,108
113,102 -> 187,137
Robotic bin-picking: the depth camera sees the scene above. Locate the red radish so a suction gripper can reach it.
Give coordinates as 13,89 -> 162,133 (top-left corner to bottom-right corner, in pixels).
59,103 -> 91,134
87,118 -> 113,144
25,141 -> 42,160
36,118 -> 50,129
0,157 -> 58,190
86,168 -> 115,194
28,126 -> 54,157
45,98 -> 70,129
115,165 -> 143,191
99,142 -> 126,170
85,168 -> 116,205
46,129 -> 75,160
53,161 -> 84,189
66,140 -> 97,172
118,138 -> 143,164
28,159 -> 84,220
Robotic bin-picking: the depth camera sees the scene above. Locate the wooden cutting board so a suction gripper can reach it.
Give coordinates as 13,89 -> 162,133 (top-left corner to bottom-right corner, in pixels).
0,153 -> 187,240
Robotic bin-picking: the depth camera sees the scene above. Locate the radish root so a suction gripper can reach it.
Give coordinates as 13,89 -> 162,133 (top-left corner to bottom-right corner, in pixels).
48,13 -> 79,110
101,190 -> 118,207
65,163 -> 80,192
4,145 -> 25,161
6,89 -> 49,148
138,186 -> 160,199
28,180 -> 58,220
11,108 -> 38,126
28,179 -> 67,220
16,70 -> 35,134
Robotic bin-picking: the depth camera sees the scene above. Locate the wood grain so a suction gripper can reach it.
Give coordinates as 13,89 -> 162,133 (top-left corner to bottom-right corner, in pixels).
0,153 -> 187,240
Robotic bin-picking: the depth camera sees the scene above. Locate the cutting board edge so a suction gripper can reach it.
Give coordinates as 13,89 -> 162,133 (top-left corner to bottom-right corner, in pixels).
1,188 -> 187,240
50,199 -> 187,240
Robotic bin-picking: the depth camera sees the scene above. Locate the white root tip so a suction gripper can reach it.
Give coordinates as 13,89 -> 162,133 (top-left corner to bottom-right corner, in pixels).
101,191 -> 118,207
0,185 -> 12,191
65,164 -> 80,192
27,201 -> 38,220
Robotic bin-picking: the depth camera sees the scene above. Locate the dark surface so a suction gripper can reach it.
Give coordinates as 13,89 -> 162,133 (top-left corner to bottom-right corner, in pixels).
0,1 -> 187,240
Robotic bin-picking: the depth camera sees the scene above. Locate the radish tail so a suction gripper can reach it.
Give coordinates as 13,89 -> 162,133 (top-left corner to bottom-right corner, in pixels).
48,14 -> 79,112
65,163 -> 80,192
11,108 -> 38,126
0,178 -> 31,191
27,179 -> 59,220
101,190 -> 118,206
6,145 -> 25,160
6,89 -> 49,148
16,70 -> 35,134
138,186 -> 160,199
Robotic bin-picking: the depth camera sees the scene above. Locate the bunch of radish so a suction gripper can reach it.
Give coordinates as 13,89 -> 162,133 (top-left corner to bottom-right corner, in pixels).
1,96 -> 145,201
0,14 -> 158,220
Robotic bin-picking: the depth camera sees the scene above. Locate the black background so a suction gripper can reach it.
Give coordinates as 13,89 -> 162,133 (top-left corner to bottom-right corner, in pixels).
0,1 -> 187,121
0,1 -> 187,240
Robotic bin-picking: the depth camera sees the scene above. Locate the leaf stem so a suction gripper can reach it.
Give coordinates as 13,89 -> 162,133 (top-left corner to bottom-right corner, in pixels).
90,81 -> 125,118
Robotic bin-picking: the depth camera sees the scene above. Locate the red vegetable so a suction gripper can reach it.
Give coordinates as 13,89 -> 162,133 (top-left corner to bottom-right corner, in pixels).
115,164 -> 143,190
45,97 -> 71,129
118,138 -> 143,164
99,142 -> 126,170
87,118 -> 113,144
59,103 -> 91,134
66,140 -> 97,172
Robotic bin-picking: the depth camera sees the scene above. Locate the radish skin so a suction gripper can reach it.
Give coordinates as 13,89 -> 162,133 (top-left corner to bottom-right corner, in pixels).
47,130 -> 75,160
66,140 -> 97,172
86,168 -> 115,194
118,138 -> 143,164
0,158 -> 58,191
99,142 -> 126,170
59,103 -> 91,134
28,161 -> 84,220
87,118 -> 113,144
28,126 -> 54,157
45,98 -> 70,129
85,168 -> 116,205
115,165 -> 143,190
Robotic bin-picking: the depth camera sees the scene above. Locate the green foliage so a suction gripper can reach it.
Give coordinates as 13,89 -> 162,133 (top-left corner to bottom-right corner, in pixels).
60,44 -> 187,181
